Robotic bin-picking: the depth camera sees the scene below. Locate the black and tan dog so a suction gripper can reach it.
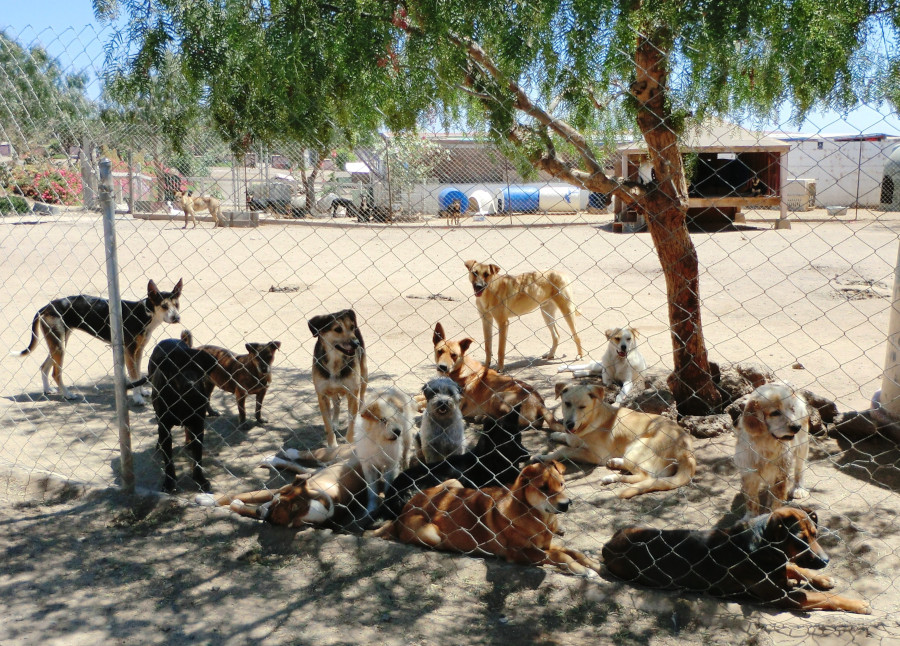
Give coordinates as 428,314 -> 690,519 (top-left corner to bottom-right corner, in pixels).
130,334 -> 219,493
602,506 -> 870,614
12,279 -> 183,404
309,309 -> 368,448
375,460 -> 601,577
199,341 -> 282,425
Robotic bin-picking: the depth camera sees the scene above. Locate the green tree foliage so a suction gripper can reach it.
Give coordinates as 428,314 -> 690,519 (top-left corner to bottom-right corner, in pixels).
0,31 -> 95,155
95,0 -> 900,412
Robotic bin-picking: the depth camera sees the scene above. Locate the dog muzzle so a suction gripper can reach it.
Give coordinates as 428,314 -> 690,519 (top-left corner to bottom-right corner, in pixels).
617,348 -> 627,358
473,282 -> 486,297
335,342 -> 357,356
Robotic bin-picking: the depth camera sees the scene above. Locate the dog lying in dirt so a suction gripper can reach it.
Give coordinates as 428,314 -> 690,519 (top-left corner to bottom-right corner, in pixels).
603,506 -> 870,614
432,322 -> 562,433
374,460 -> 601,577
381,402 -> 530,520
198,389 -> 414,525
539,381 -> 695,498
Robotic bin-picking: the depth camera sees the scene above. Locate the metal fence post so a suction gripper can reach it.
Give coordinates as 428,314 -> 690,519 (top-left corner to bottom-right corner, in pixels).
99,158 -> 135,492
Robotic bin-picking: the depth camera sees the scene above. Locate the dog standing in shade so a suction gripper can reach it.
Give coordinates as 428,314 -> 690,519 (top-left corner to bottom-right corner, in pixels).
308,309 -> 368,448
199,341 -> 282,426
734,382 -> 811,517
418,377 -> 466,464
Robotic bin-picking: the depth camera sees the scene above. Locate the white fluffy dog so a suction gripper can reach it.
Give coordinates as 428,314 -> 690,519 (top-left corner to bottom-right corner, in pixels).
558,325 -> 647,404
734,382 -> 810,518
351,388 -> 417,514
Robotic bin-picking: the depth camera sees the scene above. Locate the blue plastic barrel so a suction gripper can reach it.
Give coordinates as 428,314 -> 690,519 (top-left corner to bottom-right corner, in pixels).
438,187 -> 469,212
499,186 -> 540,212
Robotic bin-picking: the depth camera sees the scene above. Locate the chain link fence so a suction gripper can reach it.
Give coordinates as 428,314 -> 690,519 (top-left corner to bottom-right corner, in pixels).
3,19 -> 900,640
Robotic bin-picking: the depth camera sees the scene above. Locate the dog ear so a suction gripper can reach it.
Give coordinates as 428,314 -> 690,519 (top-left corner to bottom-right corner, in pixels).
741,398 -> 768,434
271,341 -> 282,351
308,314 -> 330,337
246,343 -> 260,355
172,278 -> 183,298
459,338 -> 474,355
555,382 -> 568,400
590,385 -> 606,401
433,322 -> 446,345
147,280 -> 161,305
630,327 -> 639,339
488,264 -> 500,276
422,381 -> 435,398
343,309 -> 358,325
464,260 -> 476,272
763,509 -> 790,543
605,328 -> 615,340
551,459 -> 566,475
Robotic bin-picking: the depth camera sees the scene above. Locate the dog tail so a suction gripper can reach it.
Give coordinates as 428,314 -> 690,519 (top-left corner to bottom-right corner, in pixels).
619,453 -> 697,499
125,376 -> 149,390
12,312 -> 41,357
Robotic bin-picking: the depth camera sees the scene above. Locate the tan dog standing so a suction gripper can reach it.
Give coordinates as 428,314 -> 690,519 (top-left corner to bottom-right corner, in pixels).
375,460 -> 601,577
308,309 -> 368,448
464,260 -> 583,371
539,381 -> 695,498
174,190 -> 225,228
734,382 -> 810,517
199,341 -> 281,425
432,322 -> 563,432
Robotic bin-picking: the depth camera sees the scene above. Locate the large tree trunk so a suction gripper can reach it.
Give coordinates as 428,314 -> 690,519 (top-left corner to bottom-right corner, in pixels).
631,31 -> 721,415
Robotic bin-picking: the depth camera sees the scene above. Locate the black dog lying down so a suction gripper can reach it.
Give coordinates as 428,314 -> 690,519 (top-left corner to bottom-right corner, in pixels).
131,335 -> 219,493
602,506 -> 870,614
380,402 -> 530,520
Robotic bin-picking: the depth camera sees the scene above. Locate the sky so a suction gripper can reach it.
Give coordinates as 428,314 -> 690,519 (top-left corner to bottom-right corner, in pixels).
4,0 -> 900,138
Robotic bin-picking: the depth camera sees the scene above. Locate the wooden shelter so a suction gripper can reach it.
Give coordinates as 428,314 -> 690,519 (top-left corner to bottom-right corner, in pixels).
615,122 -> 791,229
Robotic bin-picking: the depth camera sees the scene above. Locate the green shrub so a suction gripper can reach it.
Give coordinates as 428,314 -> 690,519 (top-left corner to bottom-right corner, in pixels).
0,195 -> 31,214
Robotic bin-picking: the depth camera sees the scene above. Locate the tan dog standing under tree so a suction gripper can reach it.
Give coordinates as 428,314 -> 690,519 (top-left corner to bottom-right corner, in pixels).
464,260 -> 582,371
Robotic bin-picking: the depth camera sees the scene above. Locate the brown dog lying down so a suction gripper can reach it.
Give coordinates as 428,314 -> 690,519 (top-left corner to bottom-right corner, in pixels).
200,341 -> 281,425
374,460 -> 601,577
431,322 -> 563,432
197,462 -> 367,527
602,506 -> 870,614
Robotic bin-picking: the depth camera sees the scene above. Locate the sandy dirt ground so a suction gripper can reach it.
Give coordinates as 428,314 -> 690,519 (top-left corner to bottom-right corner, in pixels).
1,207 -> 900,644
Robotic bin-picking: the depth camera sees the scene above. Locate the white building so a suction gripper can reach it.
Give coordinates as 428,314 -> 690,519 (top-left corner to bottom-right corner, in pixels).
770,132 -> 900,208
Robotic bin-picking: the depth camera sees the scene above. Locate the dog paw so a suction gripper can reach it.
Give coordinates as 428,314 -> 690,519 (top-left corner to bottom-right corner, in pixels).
278,448 -> 302,461
792,487 -> 810,500
812,575 -> 836,590
606,458 -> 626,470
140,386 -> 151,396
195,493 -> 218,506
549,432 -> 569,444
63,391 -> 82,401
229,500 -> 247,511
131,394 -> 145,406
541,351 -> 556,360
600,474 -> 621,485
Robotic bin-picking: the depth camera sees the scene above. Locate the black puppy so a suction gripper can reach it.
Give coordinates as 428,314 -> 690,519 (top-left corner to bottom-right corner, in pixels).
132,335 -> 219,492
380,402 -> 530,520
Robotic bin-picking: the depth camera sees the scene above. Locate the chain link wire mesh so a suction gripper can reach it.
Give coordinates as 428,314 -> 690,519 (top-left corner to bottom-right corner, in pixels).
2,18 -> 900,639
